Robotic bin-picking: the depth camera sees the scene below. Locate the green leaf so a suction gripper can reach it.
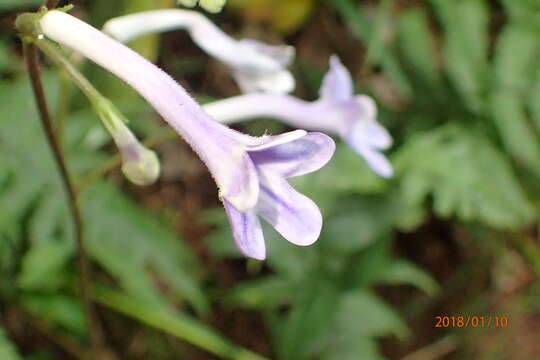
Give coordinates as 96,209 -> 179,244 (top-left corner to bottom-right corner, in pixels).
93,286 -> 267,360
226,276 -> 297,310
430,0 -> 490,111
325,0 -> 413,96
319,290 -> 408,360
321,197 -> 396,253
18,241 -> 72,291
397,8 -> 440,90
394,125 -> 535,229
83,181 -> 208,314
273,278 -> 340,360
494,25 -> 540,92
492,24 -> 540,173
377,260 -> 439,296
0,328 -> 22,360
0,0 -> 42,10
0,74 -> 206,315
21,294 -> 86,335
491,92 -> 540,174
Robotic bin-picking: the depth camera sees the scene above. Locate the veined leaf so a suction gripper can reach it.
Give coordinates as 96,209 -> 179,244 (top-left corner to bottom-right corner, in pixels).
397,8 -> 440,91
394,125 -> 534,229
429,0 -> 490,111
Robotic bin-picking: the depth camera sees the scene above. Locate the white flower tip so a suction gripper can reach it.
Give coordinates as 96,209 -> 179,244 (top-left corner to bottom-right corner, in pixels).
102,20 -> 127,42
240,39 -> 295,67
121,146 -> 161,186
235,69 -> 295,94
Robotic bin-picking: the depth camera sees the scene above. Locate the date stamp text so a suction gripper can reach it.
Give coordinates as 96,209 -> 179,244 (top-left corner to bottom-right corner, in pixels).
434,315 -> 509,328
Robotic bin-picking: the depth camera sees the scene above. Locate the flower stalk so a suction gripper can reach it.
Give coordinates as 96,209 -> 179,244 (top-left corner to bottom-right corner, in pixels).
36,39 -> 161,186
21,39 -> 107,358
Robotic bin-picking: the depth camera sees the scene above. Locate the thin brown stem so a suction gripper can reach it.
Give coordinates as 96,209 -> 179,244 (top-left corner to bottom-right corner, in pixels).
23,42 -> 107,359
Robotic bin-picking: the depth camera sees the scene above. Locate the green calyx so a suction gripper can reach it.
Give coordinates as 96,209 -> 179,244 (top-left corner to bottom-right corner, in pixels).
15,5 -> 74,41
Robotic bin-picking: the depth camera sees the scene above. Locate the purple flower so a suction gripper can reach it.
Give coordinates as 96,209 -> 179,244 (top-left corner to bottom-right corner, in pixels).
103,9 -> 295,94
204,55 -> 393,177
223,130 -> 334,259
39,10 -> 335,259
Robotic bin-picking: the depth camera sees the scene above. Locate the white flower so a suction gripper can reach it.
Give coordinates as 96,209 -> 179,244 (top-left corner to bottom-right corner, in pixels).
103,9 -> 295,94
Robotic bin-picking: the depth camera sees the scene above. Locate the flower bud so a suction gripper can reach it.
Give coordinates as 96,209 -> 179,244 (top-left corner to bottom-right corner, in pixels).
120,142 -> 160,186
97,99 -> 161,186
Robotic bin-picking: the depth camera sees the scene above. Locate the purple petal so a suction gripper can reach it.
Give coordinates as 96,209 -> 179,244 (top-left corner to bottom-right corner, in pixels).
354,95 -> 377,119
346,138 -> 394,178
256,175 -> 322,246
249,133 -> 336,178
363,122 -> 392,150
319,55 -> 353,102
218,151 -> 260,211
223,200 -> 266,260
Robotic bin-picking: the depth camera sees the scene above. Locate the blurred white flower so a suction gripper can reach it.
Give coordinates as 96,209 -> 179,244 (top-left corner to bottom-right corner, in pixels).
103,9 -> 295,94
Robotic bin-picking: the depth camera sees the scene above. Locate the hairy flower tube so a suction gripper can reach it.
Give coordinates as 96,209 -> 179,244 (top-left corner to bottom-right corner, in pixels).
203,55 -> 394,177
37,10 -> 335,259
177,0 -> 227,13
103,9 -> 295,94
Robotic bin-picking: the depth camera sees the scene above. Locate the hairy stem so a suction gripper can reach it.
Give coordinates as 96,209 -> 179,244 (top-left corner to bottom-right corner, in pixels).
23,42 -> 106,358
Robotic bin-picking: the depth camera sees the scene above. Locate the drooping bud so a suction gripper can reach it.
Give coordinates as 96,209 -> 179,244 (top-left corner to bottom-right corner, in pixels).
96,99 -> 160,186
34,38 -> 161,186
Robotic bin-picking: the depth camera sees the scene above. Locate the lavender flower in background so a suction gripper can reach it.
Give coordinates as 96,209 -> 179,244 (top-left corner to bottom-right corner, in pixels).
39,10 -> 335,259
177,0 -> 227,13
204,55 -> 394,177
103,9 -> 295,94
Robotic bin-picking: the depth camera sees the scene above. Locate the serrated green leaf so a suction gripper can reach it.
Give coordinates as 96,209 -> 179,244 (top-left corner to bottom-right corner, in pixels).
397,9 -> 440,90
394,125 -> 535,229
491,92 -> 540,174
430,0 -> 489,111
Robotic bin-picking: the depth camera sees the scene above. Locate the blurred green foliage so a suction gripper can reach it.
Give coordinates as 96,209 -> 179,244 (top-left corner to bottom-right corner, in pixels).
2,0 -> 540,359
